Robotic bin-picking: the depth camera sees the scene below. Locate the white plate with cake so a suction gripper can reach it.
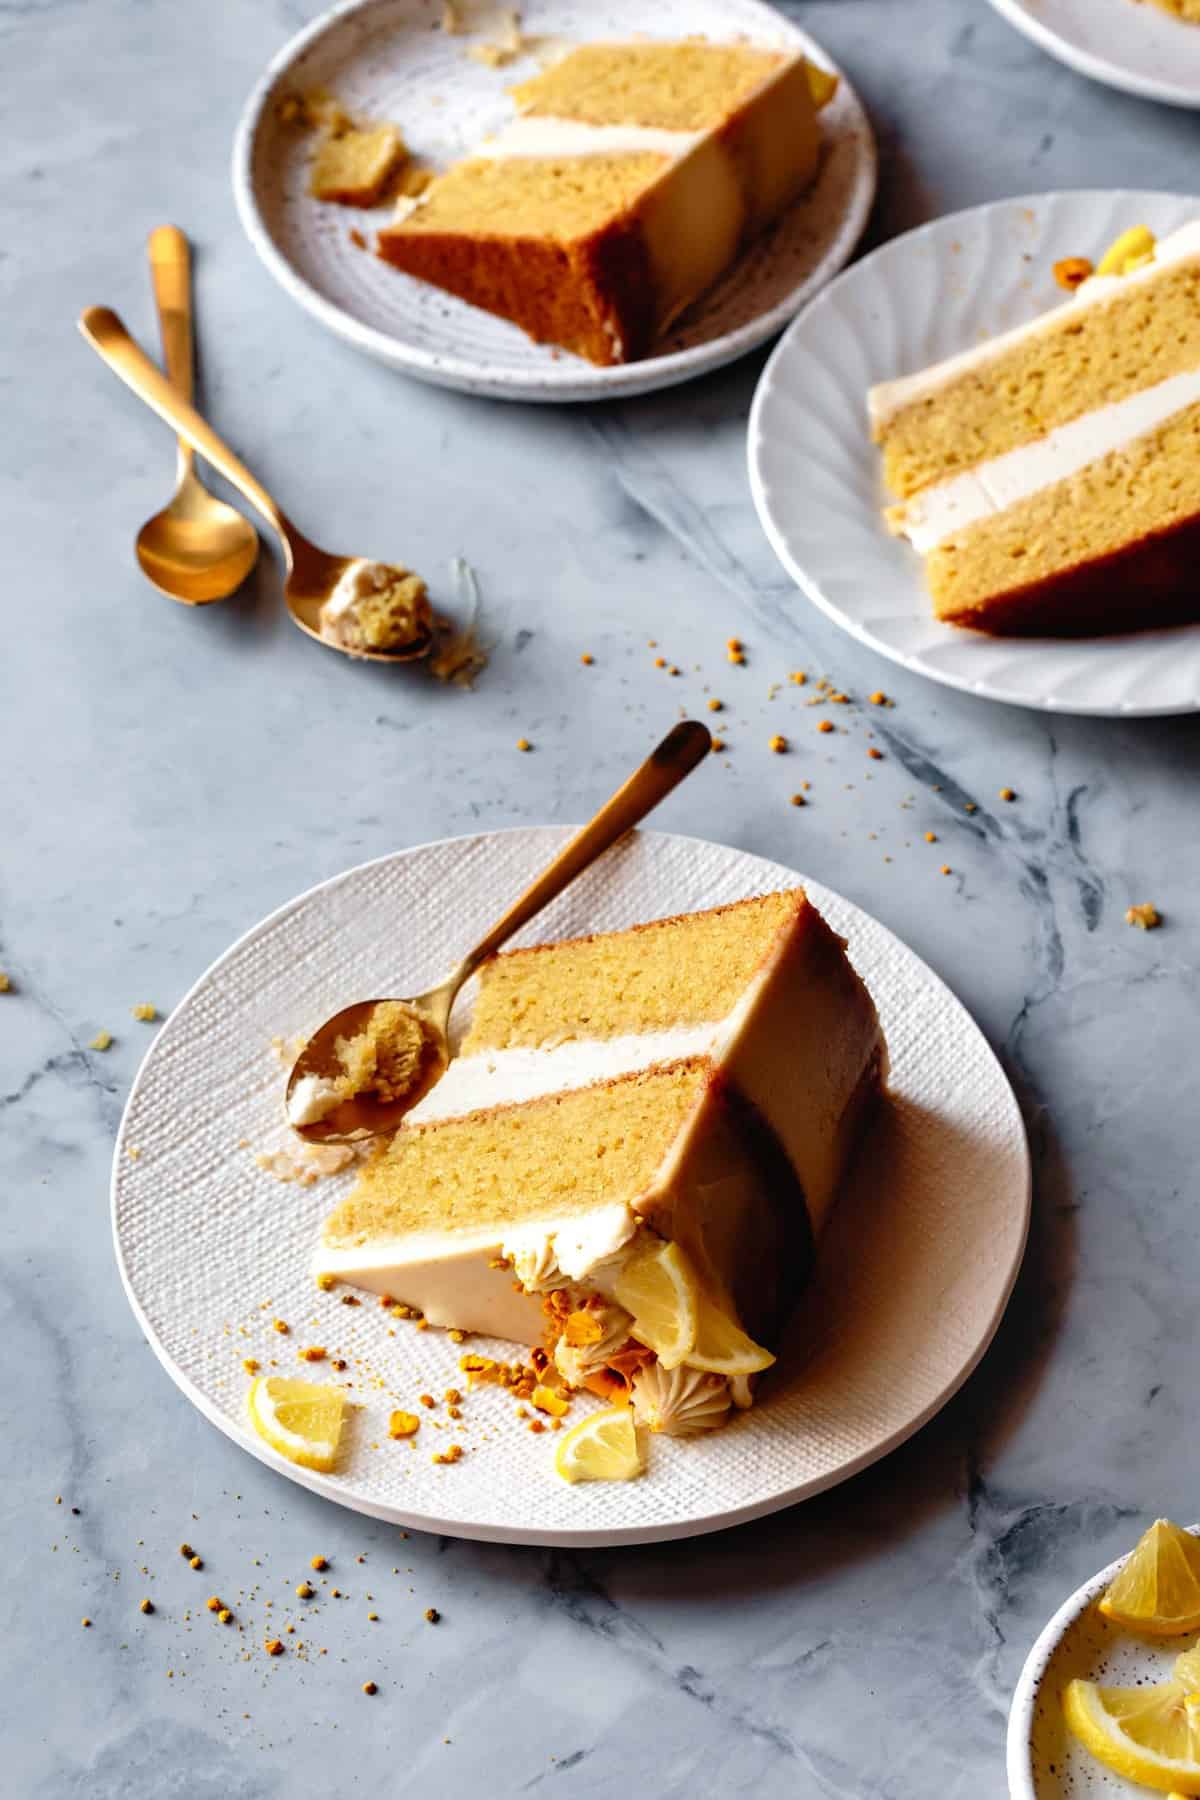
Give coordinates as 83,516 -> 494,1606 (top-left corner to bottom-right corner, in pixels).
987,0 -> 1200,111
231,0 -> 876,401
749,188 -> 1200,718
112,826 -> 1029,1547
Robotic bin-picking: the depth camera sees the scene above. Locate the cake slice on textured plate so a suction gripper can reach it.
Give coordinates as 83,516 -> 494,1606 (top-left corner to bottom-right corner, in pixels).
376,40 -> 836,365
313,890 -> 884,1435
870,222 -> 1200,636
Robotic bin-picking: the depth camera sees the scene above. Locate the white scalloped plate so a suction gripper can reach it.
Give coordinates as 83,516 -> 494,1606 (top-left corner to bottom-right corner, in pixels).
987,0 -> 1200,110
749,189 -> 1200,718
231,0 -> 876,402
1007,1525 -> 1200,1798
112,827 -> 1029,1547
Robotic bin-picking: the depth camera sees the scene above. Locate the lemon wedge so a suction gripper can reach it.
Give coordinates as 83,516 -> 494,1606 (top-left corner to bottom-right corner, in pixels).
248,1376 -> 345,1472
1097,223 -> 1156,278
554,1405 -> 643,1485
1064,1650 -> 1200,1793
684,1288 -> 776,1377
1100,1520 -> 1200,1637
613,1240 -> 697,1369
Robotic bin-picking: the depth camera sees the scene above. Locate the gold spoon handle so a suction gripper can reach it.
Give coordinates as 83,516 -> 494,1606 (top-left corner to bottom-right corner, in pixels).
78,305 -> 295,559
454,721 -> 712,986
148,226 -> 195,477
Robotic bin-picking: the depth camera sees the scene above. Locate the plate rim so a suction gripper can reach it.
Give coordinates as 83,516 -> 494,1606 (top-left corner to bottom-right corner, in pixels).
1005,1522 -> 1200,1798
747,185 -> 1200,720
986,0 -> 1200,111
111,824 -> 1031,1548
230,0 -> 878,403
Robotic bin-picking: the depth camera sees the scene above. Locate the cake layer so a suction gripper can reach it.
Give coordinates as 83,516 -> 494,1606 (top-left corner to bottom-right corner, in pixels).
465,889 -> 805,1050
925,400 -> 1200,634
377,42 -> 823,364
870,225 -> 1200,500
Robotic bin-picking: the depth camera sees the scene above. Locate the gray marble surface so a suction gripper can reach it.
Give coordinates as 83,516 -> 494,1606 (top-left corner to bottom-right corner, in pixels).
5,1 -> 1200,1793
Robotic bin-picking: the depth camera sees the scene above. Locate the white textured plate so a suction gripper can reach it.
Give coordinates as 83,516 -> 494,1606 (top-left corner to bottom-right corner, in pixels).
1008,1525 -> 1200,1797
987,0 -> 1200,109
232,0 -> 876,402
112,827 -> 1029,1547
749,188 -> 1200,719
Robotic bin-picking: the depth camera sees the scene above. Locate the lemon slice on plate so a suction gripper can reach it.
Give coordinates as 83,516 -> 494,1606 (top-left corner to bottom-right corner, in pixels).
1100,1519 -> 1200,1637
554,1405 -> 643,1485
684,1289 -> 776,1377
613,1240 -> 697,1369
1065,1649 -> 1200,1793
248,1376 -> 345,1472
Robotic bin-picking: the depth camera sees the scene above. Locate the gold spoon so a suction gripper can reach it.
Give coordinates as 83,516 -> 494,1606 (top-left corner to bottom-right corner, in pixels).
287,719 -> 713,1143
135,227 -> 259,605
78,305 -> 433,663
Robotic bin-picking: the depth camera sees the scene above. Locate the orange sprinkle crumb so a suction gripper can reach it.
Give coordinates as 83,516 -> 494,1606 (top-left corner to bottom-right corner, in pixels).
1000,787 -> 1016,802
867,748 -> 883,761
1054,255 -> 1094,291
242,1358 -> 260,1374
668,665 -> 680,676
189,1556 -> 203,1571
789,671 -> 807,686
206,1596 -> 221,1613
727,648 -> 745,665
580,652 -> 594,665
363,1681 -> 378,1695
218,1608 -> 233,1624
516,738 -> 531,752
81,1617 -> 91,1628
331,1357 -> 347,1371
298,1346 -> 326,1363
131,1003 -> 158,1022
528,1419 -> 546,1434
443,1389 -> 462,1405
265,1639 -> 284,1656
726,638 -> 742,652
710,736 -> 725,752
654,657 -> 666,668
368,1612 -> 378,1622
707,698 -> 722,713
924,832 -> 937,843
870,691 -> 887,706
425,1608 -> 440,1624
315,1273 -> 335,1291
940,865 -> 952,876
790,794 -> 805,807
418,1393 -> 435,1409
140,1598 -> 153,1615
817,720 -> 834,734
389,1411 -> 420,1439
769,734 -> 787,753
296,1583 -> 314,1599
179,1544 -> 194,1559
272,1320 -> 289,1335
531,1384 -> 569,1418
310,1556 -> 328,1571
448,1328 -> 466,1343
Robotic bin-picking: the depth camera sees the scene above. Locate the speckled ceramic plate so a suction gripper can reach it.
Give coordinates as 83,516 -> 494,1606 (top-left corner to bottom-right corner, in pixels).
987,0 -> 1200,110
1008,1524 -> 1200,1797
112,827 -> 1029,1547
231,0 -> 876,401
748,188 -> 1200,719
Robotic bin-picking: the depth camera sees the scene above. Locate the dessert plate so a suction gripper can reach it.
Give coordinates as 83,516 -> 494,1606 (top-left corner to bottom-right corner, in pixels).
231,0 -> 876,402
986,0 -> 1200,110
749,188 -> 1200,719
1007,1525 -> 1200,1797
113,827 -> 1029,1548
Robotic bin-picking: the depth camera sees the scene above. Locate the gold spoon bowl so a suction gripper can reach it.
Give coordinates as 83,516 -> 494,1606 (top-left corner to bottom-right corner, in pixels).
135,228 -> 259,605
287,719 -> 713,1143
79,305 -> 432,663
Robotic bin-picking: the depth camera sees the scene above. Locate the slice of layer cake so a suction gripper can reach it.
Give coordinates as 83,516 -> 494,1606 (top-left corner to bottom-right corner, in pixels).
313,890 -> 884,1433
870,223 -> 1200,636
377,41 -> 835,365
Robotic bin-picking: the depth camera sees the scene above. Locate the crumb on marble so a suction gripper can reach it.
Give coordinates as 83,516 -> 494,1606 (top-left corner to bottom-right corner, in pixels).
1126,903 -> 1162,931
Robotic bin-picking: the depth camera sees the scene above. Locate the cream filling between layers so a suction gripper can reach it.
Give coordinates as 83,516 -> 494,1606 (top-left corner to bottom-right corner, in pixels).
868,221 -> 1200,431
889,366 -> 1200,552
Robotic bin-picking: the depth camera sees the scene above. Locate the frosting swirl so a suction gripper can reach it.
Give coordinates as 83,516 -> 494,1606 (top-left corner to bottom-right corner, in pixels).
631,1363 -> 732,1437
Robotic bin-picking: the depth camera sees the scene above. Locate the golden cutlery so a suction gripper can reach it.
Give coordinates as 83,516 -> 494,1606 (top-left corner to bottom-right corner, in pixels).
79,304 -> 433,662
134,227 -> 259,605
287,719 -> 713,1143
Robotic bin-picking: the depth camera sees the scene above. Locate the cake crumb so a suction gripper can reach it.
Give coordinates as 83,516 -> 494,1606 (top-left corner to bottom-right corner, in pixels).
265,1639 -> 284,1656
189,1556 -> 203,1571
131,1003 -> 158,1022
869,691 -> 887,706
139,1599 -> 153,1615
206,1596 -> 222,1613
789,670 -> 806,686
516,738 -> 531,752
940,865 -> 952,876
924,832 -> 938,844
710,736 -> 725,752
424,1607 -> 441,1624
81,1617 -> 91,1628
727,646 -> 745,665
790,793 -> 806,807
298,1346 -> 327,1363
580,652 -> 594,665
311,1555 -> 328,1571
1054,255 -> 1094,291
296,1584 -> 314,1600
0,972 -> 10,992
817,720 -> 833,735
1126,903 -> 1162,930
867,747 -> 883,761
707,698 -> 723,713
389,1411 -> 421,1438
769,734 -> 787,753
242,1358 -> 260,1374
363,1680 -> 378,1695
1000,787 -> 1017,802
90,1031 -> 113,1052
218,1608 -> 233,1624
